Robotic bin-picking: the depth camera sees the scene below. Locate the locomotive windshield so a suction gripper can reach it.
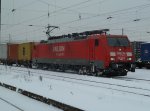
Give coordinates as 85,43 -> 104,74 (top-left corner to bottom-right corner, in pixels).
107,37 -> 129,46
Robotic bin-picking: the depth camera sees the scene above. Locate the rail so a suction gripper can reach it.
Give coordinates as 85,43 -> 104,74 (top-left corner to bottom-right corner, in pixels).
0,82 -> 83,111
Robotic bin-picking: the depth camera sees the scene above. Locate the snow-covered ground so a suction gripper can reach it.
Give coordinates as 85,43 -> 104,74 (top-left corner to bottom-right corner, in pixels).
128,68 -> 150,79
0,65 -> 150,111
0,86 -> 62,111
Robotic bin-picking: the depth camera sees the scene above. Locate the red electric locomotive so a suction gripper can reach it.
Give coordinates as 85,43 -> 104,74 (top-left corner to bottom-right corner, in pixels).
32,29 -> 135,76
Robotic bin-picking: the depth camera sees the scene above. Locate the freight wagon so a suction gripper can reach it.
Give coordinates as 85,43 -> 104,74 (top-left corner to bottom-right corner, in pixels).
32,29 -> 135,76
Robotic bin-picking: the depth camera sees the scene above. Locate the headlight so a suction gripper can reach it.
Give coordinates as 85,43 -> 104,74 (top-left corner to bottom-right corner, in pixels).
110,58 -> 115,61
127,57 -> 132,60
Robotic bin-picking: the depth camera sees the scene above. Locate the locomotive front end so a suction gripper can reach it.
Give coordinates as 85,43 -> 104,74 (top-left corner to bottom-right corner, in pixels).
103,35 -> 135,76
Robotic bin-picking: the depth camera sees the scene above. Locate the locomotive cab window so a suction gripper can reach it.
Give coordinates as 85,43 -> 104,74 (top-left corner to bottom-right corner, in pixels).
107,37 -> 129,46
95,39 -> 99,46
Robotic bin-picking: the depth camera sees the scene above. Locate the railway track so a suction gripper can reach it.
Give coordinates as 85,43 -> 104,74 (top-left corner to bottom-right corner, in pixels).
1,66 -> 150,98
0,97 -> 24,111
113,76 -> 150,82
9,66 -> 150,84
0,82 -> 83,111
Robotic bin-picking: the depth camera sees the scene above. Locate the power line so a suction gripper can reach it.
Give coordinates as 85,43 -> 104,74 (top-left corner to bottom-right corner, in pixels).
58,3 -> 150,27
11,0 -> 38,12
1,0 -> 94,32
1,13 -> 47,31
36,0 -> 94,15
2,0 -> 150,42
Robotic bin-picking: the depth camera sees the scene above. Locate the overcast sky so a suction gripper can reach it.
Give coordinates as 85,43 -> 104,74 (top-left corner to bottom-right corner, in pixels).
1,0 -> 150,43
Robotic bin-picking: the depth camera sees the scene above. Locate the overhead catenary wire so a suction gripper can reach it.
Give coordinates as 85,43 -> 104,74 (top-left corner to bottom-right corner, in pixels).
4,1 -> 150,28
1,0 -> 95,36
57,3 -> 150,26
11,0 -> 38,12
2,0 -> 150,42
1,0 -> 94,31
3,2 -> 150,30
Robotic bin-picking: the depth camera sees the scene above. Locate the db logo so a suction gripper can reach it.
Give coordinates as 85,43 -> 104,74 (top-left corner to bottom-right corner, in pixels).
53,46 -> 65,52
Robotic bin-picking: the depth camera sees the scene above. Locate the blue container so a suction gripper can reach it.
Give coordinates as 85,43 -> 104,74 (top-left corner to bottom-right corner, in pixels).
141,43 -> 150,61
131,41 -> 144,61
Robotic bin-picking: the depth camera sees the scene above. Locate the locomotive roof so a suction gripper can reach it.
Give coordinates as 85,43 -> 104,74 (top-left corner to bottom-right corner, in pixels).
47,29 -> 109,43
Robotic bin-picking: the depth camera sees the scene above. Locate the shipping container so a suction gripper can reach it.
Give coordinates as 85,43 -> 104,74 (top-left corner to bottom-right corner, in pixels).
0,44 -> 7,63
141,43 -> 150,61
7,43 -> 19,64
18,42 -> 34,63
131,41 -> 145,61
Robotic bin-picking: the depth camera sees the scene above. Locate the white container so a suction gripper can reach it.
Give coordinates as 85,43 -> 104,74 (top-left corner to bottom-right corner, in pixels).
0,44 -> 7,60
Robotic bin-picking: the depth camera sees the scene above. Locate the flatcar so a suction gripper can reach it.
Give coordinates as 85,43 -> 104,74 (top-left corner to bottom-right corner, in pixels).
32,29 -> 135,76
